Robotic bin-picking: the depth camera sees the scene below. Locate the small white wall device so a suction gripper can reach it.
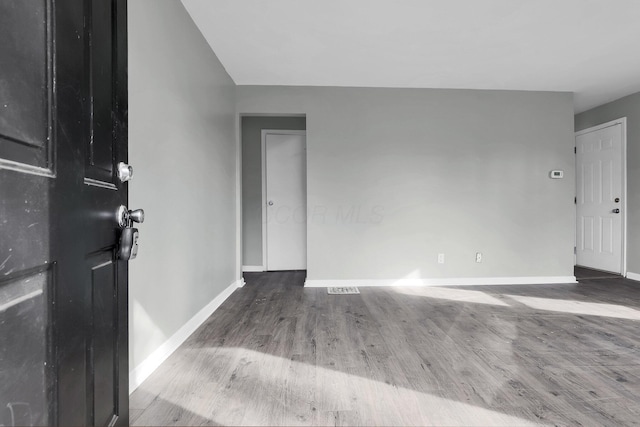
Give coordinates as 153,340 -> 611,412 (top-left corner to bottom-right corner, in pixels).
549,170 -> 564,179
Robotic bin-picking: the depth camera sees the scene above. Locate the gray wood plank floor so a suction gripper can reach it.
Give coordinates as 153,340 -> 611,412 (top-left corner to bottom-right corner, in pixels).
131,271 -> 640,426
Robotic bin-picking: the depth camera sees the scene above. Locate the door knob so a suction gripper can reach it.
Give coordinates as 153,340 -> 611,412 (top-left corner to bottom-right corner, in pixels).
268,201 -> 274,206
116,206 -> 144,260
615,197 -> 620,203
128,209 -> 145,223
117,162 -> 133,182
613,208 -> 620,214
116,205 -> 145,228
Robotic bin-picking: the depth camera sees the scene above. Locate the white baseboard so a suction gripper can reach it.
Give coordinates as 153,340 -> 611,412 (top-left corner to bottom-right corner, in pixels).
626,272 -> 640,282
242,265 -> 265,272
305,276 -> 577,287
129,278 -> 244,394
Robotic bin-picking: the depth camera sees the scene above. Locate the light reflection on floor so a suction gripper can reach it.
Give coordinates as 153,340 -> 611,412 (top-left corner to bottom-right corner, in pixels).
395,286 -> 510,306
506,294 -> 640,320
137,347 -> 544,426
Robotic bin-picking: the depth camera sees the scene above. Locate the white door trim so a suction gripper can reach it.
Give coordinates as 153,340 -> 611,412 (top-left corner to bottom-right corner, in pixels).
235,114 -> 243,283
575,117 -> 627,276
261,129 -> 307,270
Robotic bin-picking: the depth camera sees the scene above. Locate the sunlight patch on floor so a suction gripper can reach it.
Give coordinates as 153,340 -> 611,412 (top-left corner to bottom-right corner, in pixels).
507,295 -> 640,320
136,347 -> 545,426
395,286 -> 510,307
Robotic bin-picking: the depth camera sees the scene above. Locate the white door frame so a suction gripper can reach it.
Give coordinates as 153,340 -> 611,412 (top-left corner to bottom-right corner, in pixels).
575,117 -> 627,276
261,129 -> 307,270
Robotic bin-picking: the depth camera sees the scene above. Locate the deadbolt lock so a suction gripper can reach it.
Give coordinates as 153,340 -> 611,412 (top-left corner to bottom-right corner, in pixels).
117,162 -> 133,183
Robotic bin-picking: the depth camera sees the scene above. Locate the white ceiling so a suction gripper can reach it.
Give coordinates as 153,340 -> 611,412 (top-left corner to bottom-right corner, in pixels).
182,0 -> 640,113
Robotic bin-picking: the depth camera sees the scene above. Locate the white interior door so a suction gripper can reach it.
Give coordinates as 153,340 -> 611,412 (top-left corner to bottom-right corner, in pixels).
264,131 -> 307,270
575,122 -> 624,273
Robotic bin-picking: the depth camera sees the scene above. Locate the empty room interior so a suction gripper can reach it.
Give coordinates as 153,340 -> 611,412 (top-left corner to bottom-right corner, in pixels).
3,0 -> 640,426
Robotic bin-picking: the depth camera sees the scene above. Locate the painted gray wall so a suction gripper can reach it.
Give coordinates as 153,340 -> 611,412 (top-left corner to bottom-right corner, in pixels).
242,116 -> 306,266
575,92 -> 640,274
237,86 -> 575,280
129,0 -> 237,372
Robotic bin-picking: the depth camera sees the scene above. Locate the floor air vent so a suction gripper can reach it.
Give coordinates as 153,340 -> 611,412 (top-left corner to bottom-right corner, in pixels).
327,287 -> 360,295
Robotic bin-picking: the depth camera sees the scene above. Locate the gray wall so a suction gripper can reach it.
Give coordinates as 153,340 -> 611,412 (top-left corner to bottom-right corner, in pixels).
237,86 -> 575,280
242,116 -> 306,266
575,92 -> 640,274
129,0 -> 237,372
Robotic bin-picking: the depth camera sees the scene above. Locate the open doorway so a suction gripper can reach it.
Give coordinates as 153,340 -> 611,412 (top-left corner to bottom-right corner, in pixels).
240,116 -> 307,273
574,118 -> 627,276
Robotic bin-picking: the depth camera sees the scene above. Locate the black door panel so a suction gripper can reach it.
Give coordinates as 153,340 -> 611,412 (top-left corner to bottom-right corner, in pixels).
1,1 -> 129,426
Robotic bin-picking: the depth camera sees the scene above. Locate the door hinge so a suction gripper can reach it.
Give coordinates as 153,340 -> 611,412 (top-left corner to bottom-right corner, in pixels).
574,246 -> 577,254
574,147 -> 577,154
574,196 -> 577,204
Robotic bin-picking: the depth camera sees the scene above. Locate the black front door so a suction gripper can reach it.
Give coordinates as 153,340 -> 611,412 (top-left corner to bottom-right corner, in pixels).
0,1 -> 129,426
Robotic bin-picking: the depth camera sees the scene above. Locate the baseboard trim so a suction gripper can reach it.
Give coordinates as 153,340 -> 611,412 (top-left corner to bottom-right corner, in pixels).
129,278 -> 244,394
242,265 -> 265,272
305,276 -> 577,287
626,272 -> 640,282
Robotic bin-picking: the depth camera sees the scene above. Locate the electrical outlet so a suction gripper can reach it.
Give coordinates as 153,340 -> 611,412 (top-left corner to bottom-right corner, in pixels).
476,252 -> 482,263
438,253 -> 445,264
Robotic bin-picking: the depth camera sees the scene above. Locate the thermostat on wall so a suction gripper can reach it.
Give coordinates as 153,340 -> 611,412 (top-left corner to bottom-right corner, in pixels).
550,170 -> 564,179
